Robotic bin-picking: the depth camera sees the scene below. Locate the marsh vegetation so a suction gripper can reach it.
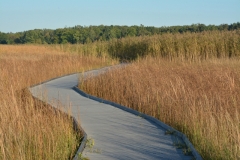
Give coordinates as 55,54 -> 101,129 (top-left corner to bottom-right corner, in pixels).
80,30 -> 240,159
0,45 -> 116,159
0,28 -> 239,159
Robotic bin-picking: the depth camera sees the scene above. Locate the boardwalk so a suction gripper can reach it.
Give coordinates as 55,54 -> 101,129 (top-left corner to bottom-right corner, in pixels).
30,66 -> 197,160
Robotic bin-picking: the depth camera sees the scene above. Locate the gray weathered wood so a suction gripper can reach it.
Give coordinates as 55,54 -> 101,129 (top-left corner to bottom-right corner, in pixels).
30,66 -> 200,160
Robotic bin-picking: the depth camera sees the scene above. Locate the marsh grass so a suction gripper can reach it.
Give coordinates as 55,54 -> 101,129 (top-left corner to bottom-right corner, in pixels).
1,29 -> 239,159
107,30 -> 240,61
80,58 -> 240,159
79,30 -> 240,159
81,58 -> 240,159
0,44 -> 117,159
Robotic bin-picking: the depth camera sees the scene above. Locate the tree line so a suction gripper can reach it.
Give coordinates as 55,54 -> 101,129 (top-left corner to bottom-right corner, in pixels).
0,22 -> 239,44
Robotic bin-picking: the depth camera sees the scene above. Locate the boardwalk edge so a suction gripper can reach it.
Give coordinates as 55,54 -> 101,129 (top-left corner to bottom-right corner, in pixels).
28,64 -> 124,160
73,86 -> 203,160
28,92 -> 88,160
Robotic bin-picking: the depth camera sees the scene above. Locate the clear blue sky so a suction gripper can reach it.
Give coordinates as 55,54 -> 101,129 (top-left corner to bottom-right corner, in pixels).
0,0 -> 239,33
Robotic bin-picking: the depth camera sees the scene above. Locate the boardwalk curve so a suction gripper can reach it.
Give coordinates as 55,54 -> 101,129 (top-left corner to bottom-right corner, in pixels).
30,65 -> 201,160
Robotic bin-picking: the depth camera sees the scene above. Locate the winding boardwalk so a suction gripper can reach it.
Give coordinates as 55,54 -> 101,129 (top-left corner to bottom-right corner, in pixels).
30,66 -> 197,160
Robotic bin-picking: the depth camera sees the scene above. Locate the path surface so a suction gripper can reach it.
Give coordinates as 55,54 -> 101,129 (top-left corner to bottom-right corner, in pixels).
30,66 -> 194,160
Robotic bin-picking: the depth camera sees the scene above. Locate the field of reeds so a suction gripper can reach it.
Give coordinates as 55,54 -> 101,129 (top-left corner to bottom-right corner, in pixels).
107,30 -> 240,61
1,29 -> 239,159
0,44 -> 117,159
80,30 -> 240,159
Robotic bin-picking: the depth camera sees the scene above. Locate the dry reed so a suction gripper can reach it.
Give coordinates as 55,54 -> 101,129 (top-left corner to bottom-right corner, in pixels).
0,44 -> 117,159
107,30 -> 240,61
79,30 -> 240,159
79,34 -> 240,159
80,59 -> 240,159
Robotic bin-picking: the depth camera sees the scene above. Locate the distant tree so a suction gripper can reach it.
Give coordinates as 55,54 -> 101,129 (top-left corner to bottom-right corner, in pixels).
219,24 -> 229,30
121,26 -> 128,38
22,31 -> 35,43
198,24 -> 206,32
228,22 -> 240,30
0,32 -> 7,44
0,22 -> 239,44
127,26 -> 137,36
88,27 -> 96,42
72,31 -> 80,43
207,25 -> 218,31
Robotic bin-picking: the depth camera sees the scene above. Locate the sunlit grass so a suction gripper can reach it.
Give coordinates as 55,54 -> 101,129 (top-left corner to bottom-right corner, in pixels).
1,29 -> 239,159
80,57 -> 240,159
0,44 -> 117,159
79,29 -> 240,160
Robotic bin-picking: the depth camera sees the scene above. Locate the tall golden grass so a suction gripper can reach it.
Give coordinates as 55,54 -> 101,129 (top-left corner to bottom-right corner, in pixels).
3,30 -> 238,62
108,30 -> 240,61
79,30 -> 240,159
0,44 -> 117,159
1,29 -> 239,159
80,58 -> 240,159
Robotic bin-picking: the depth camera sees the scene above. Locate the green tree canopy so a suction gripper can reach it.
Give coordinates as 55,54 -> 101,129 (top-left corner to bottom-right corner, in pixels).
0,22 -> 239,44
